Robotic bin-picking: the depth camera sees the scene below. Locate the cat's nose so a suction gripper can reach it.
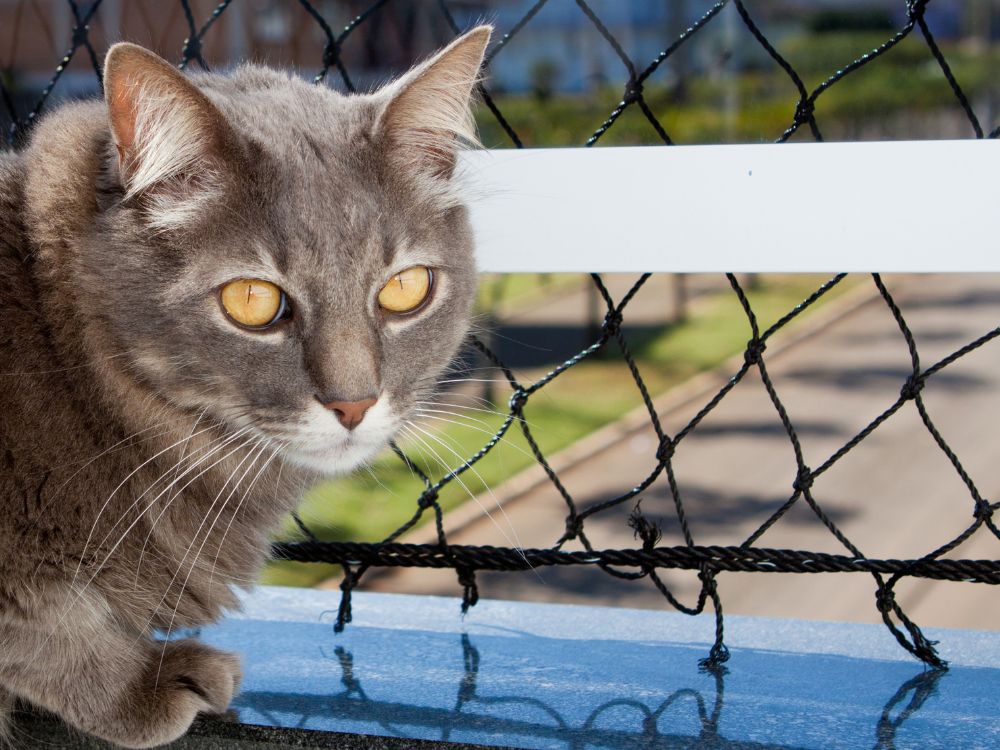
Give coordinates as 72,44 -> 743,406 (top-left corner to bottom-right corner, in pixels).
318,396 -> 378,430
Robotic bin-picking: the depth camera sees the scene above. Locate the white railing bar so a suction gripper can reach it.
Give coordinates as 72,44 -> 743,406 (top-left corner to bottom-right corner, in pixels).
462,141 -> 999,274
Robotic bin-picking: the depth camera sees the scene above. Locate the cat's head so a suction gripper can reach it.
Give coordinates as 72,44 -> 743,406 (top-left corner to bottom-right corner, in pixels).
85,28 -> 491,474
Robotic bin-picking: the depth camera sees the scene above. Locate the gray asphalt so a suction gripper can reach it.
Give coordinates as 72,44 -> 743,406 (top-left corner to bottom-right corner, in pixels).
364,274 -> 1000,630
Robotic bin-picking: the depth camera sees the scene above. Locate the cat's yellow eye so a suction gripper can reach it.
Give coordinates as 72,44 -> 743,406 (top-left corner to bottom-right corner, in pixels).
220,279 -> 287,329
377,266 -> 432,314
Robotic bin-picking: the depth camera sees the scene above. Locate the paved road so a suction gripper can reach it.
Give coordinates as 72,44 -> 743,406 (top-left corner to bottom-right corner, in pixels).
365,274 -> 1000,630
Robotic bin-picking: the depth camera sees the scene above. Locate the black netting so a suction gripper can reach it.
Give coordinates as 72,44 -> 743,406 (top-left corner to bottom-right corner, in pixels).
4,0 -> 999,671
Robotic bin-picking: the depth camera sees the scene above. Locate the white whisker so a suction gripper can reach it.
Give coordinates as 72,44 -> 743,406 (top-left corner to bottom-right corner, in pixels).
414,406 -> 494,429
417,399 -> 511,418
207,443 -> 281,592
412,413 -> 537,463
34,428 -> 258,661
152,439 -> 269,690
399,423 -> 534,576
436,378 -> 517,385
132,427 -> 261,585
72,422 -> 223,585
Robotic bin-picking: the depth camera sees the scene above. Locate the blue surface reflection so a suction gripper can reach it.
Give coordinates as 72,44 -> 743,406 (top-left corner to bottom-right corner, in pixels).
200,605 -> 1000,750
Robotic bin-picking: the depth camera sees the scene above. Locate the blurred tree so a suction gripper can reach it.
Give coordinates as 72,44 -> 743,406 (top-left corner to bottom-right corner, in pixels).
807,9 -> 895,34
529,58 -> 560,103
668,0 -> 691,104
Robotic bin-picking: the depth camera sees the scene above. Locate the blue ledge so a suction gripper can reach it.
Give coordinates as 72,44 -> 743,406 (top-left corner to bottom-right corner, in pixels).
172,586 -> 1000,749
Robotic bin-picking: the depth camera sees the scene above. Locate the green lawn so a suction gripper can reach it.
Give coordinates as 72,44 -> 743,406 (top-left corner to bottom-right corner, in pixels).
263,274 -> 855,587
476,273 -> 583,313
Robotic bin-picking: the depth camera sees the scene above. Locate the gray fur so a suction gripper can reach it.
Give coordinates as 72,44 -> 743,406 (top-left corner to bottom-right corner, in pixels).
0,28 -> 489,749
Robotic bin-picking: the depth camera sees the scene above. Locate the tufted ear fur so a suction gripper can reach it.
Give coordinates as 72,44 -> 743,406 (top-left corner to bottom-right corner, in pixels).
376,26 -> 491,180
103,43 -> 232,230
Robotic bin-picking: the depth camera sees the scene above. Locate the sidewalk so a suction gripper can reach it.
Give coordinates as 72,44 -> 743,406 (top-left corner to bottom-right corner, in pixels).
363,274 -> 1000,630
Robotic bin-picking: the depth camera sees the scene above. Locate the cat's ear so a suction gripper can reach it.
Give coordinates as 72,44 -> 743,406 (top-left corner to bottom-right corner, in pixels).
103,43 -> 231,227
375,26 -> 492,180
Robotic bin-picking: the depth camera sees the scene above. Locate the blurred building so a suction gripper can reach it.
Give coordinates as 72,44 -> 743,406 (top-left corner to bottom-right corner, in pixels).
0,0 -> 994,108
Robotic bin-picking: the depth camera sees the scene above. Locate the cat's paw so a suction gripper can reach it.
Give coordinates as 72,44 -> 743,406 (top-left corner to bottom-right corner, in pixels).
104,640 -> 242,748
158,639 -> 242,716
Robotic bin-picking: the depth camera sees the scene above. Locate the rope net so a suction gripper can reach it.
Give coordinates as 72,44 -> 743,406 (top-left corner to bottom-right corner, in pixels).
4,0 -> 998,671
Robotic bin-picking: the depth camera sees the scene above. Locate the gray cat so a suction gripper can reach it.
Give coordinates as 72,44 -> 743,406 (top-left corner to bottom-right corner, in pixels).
0,25 -> 490,748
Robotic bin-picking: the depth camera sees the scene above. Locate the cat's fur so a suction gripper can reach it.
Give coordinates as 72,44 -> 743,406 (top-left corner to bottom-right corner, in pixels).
0,27 -> 490,748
